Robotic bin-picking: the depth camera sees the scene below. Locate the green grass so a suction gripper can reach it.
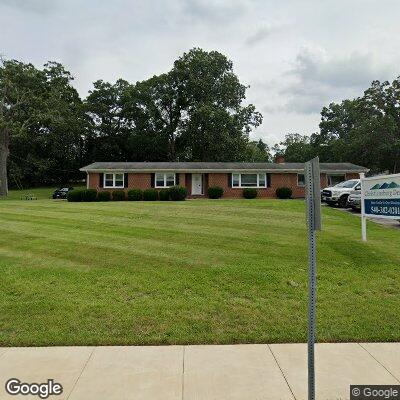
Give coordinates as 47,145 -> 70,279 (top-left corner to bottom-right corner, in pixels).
0,190 -> 399,346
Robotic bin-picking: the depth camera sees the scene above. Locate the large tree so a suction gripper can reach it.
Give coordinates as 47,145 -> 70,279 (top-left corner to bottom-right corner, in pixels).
0,59 -> 85,195
275,77 -> 400,173
85,48 -> 262,163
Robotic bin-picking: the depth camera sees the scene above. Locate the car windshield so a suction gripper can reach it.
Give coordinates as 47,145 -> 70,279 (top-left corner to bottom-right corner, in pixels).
334,180 -> 358,188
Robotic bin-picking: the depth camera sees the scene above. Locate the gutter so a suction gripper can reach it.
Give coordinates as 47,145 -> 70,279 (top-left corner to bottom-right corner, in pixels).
80,168 -> 369,174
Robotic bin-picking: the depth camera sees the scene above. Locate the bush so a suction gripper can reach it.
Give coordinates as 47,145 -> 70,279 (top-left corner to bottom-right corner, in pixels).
81,189 -> 97,202
276,187 -> 292,199
143,188 -> 158,201
168,185 -> 187,201
97,191 -> 111,201
127,189 -> 143,201
243,188 -> 257,199
159,190 -> 170,201
67,190 -> 84,202
207,186 -> 223,199
112,190 -> 126,201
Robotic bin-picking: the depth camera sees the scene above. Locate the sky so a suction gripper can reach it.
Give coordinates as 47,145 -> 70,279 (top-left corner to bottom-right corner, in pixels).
1,0 -> 399,146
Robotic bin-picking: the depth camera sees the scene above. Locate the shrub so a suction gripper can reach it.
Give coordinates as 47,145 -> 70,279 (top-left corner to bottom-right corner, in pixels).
81,189 -> 97,202
207,186 -> 223,199
168,185 -> 187,201
67,189 -> 84,202
143,188 -> 158,201
127,189 -> 143,201
97,191 -> 111,202
243,188 -> 257,199
159,190 -> 170,201
112,190 -> 126,201
276,187 -> 292,199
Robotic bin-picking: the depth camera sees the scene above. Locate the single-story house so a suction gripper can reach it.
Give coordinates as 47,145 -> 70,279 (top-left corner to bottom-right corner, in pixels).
80,158 -> 369,198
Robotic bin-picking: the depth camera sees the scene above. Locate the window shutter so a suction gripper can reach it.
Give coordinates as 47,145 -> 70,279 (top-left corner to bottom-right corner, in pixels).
124,173 -> 128,188
267,174 -> 271,188
151,173 -> 155,188
175,173 -> 179,185
228,173 -> 232,188
99,173 -> 104,188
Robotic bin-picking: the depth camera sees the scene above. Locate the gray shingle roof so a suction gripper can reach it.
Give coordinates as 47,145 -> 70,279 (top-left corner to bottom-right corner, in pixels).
80,161 -> 369,173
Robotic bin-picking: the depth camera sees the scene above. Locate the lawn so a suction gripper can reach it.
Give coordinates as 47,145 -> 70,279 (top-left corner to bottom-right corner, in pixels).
0,188 -> 399,346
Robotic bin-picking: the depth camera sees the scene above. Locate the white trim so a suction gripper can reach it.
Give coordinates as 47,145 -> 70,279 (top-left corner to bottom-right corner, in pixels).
103,172 -> 124,189
297,173 -> 305,187
231,172 -> 268,188
82,168 -> 368,174
86,172 -> 89,189
155,172 -> 176,188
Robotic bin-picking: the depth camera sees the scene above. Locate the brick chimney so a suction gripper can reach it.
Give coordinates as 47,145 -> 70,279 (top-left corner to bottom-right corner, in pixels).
275,155 -> 285,164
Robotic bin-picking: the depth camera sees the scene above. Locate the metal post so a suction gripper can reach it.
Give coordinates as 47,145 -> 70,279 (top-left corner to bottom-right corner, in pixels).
305,158 -> 321,400
360,173 -> 367,242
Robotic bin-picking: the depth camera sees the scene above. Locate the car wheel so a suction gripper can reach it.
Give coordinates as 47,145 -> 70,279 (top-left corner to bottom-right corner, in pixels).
338,195 -> 348,208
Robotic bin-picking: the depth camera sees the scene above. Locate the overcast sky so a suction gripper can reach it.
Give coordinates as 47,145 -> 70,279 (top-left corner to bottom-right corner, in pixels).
1,0 -> 399,146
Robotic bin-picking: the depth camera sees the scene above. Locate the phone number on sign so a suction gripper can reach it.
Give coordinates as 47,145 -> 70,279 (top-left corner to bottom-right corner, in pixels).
371,206 -> 400,215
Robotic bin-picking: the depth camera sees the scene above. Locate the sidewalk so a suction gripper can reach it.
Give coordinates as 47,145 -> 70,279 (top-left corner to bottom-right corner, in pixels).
0,343 -> 399,399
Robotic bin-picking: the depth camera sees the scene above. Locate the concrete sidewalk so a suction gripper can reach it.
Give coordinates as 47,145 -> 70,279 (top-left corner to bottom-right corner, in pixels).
0,343 -> 399,399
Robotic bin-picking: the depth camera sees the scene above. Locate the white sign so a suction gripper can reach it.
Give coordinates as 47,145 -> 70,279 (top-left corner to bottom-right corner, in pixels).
360,173 -> 400,241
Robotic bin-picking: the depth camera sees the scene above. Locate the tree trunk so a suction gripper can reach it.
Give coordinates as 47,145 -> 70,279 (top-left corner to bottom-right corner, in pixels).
0,127 -> 9,197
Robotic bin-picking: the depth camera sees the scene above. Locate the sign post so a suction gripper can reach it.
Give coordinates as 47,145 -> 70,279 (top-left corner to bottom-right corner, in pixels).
361,173 -> 400,241
305,157 -> 322,400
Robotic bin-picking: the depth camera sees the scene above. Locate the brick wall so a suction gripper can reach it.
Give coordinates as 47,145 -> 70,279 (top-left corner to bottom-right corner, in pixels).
87,171 -> 361,198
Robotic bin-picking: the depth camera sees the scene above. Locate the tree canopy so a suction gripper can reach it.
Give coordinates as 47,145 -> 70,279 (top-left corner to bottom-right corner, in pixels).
0,49 -> 263,193
275,77 -> 400,174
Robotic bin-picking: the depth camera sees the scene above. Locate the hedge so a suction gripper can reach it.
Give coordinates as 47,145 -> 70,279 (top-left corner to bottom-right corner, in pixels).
112,190 -> 126,201
159,190 -> 170,201
207,186 -> 223,199
243,188 -> 257,199
97,191 -> 111,201
168,186 -> 187,201
81,189 -> 97,202
67,190 -> 84,202
143,189 -> 158,201
276,187 -> 292,199
127,189 -> 143,201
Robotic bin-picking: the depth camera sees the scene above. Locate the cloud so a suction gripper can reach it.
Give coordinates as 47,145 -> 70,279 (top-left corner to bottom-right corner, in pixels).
1,0 -> 57,14
245,25 -> 274,46
182,0 -> 249,23
280,46 -> 395,114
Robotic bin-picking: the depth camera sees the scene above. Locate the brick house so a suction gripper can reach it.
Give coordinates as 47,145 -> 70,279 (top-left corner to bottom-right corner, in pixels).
80,160 -> 368,199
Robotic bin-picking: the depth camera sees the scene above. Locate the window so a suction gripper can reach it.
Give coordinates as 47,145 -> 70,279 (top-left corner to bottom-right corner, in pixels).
231,173 -> 267,188
155,172 -> 176,188
328,174 -> 345,186
104,173 -> 124,188
297,174 -> 305,187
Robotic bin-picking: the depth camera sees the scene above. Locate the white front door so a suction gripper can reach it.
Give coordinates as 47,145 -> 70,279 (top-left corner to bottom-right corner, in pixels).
191,174 -> 203,195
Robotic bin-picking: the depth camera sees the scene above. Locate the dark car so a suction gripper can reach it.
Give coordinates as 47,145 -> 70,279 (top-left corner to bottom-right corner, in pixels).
52,187 -> 74,199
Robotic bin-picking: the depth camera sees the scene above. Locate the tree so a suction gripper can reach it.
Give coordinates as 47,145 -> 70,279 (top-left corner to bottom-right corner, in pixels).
272,133 -> 313,162
0,59 -> 46,195
244,139 -> 271,162
0,59 -> 86,195
85,48 -> 262,162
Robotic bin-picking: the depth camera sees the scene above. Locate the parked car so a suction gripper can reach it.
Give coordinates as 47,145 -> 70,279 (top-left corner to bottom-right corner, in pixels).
321,179 -> 360,208
346,185 -> 362,211
52,187 -> 74,199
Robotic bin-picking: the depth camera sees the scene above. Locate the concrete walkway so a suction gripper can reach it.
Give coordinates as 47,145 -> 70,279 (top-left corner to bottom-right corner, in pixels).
0,343 -> 399,399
